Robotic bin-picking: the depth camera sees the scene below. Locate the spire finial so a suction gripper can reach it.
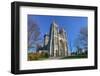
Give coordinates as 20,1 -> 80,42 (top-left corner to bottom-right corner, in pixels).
52,20 -> 58,27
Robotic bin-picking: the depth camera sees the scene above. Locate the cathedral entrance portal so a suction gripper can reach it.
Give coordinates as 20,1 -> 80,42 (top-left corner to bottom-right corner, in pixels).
59,40 -> 65,57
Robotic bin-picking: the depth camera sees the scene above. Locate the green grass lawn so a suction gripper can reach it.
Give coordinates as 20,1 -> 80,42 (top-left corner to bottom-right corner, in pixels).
61,54 -> 87,59
28,52 -> 87,61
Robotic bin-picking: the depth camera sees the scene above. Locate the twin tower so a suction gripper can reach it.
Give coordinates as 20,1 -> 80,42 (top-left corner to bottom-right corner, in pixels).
43,21 -> 68,57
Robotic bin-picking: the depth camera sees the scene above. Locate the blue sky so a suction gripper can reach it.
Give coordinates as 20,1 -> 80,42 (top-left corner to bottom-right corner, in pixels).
28,15 -> 88,52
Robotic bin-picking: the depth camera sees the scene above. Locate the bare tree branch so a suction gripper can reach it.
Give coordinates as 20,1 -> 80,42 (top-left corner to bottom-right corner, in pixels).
28,18 -> 41,48
74,27 -> 88,53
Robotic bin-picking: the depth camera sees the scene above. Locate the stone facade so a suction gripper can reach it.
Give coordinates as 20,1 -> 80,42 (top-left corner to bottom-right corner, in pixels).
43,21 -> 68,57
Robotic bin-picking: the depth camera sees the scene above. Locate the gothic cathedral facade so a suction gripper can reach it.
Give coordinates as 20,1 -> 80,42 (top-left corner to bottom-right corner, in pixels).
43,21 -> 68,57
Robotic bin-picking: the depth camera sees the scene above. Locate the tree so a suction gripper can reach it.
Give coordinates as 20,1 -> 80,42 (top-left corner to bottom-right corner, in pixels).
36,44 -> 42,51
79,27 -> 88,49
28,18 -> 41,49
74,27 -> 88,54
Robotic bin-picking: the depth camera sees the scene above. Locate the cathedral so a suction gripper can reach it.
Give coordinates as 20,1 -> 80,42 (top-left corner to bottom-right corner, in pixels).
40,21 -> 68,57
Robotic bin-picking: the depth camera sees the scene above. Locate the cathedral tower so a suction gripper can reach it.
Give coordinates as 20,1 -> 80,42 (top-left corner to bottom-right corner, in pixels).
48,21 -> 68,57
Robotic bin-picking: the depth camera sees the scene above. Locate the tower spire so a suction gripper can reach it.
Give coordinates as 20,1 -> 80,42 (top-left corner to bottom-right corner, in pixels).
52,20 -> 57,27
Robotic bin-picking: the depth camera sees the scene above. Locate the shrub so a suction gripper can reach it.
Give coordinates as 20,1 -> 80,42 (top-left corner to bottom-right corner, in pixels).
28,52 -> 49,61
